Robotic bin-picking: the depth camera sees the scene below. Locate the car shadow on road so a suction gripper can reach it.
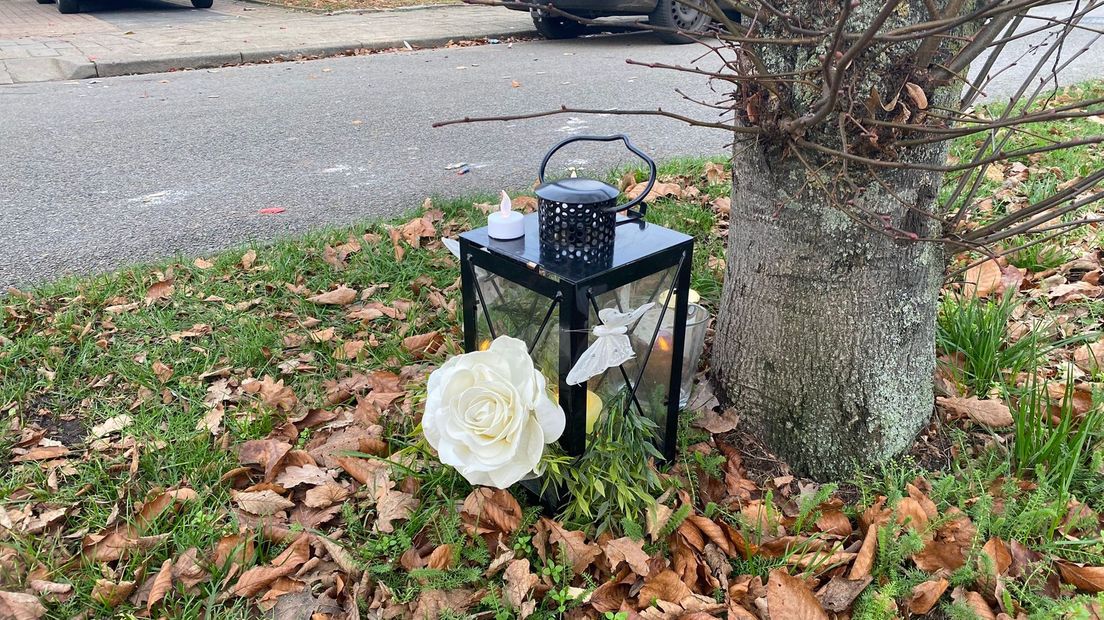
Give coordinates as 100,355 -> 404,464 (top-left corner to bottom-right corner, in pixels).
552,25 -> 701,48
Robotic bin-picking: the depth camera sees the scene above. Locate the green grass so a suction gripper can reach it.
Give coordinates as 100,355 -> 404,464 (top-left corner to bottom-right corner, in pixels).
936,292 -> 1045,395
852,452 -> 1104,618
0,161 -> 731,617
4,93 -> 1104,618
943,80 -> 1104,226
1011,372 -> 1104,502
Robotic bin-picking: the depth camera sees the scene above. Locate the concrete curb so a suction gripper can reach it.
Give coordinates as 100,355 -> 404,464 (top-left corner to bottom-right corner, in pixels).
84,28 -> 535,80
1,56 -> 97,83
94,51 -> 243,77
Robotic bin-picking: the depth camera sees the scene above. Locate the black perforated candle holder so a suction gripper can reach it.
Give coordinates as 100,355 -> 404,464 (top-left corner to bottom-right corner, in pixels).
537,196 -> 618,267
534,135 -> 657,269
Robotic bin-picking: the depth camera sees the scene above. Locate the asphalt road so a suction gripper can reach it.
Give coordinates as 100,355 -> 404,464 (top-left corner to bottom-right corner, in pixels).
2,5 -> 1102,288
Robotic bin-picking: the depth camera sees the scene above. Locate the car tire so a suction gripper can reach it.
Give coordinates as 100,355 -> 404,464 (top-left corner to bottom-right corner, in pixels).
192,0 -> 214,7
649,0 -> 711,44
36,0 -> 55,4
530,9 -> 586,40
56,0 -> 79,13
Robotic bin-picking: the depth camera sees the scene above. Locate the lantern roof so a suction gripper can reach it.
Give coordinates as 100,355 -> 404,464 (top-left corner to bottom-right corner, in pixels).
459,213 -> 692,285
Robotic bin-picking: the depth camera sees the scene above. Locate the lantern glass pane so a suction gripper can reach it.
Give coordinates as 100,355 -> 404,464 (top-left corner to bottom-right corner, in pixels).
587,266 -> 678,449
471,266 -> 560,378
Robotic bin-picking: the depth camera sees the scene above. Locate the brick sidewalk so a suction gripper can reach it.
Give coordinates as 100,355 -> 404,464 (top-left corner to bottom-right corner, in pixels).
0,0 -> 534,83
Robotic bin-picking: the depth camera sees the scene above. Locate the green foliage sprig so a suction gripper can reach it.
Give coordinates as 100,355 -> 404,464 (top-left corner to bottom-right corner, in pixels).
539,389 -> 665,536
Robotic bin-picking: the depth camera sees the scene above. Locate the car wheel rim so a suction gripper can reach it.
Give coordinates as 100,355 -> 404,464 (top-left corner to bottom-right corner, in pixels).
670,0 -> 709,31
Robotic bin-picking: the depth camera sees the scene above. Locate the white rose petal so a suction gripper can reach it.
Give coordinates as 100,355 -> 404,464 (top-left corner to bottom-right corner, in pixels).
422,335 -> 566,489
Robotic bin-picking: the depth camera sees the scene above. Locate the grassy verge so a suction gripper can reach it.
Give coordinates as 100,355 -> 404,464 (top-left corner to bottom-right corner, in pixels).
1,87 -> 1103,619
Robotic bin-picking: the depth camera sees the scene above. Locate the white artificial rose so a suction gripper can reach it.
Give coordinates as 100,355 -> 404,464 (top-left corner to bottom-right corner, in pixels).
422,335 -> 565,489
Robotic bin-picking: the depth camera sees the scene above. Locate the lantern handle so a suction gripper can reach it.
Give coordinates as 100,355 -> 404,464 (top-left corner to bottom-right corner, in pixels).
537,134 -> 657,221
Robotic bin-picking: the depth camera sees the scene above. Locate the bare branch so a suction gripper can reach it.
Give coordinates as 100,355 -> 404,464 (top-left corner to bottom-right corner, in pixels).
432,105 -> 751,132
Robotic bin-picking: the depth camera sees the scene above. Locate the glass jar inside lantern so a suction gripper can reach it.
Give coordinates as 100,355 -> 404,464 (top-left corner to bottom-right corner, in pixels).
632,292 -> 710,407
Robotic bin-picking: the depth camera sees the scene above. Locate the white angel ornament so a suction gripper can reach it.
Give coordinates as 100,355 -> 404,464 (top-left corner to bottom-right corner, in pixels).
566,302 -> 656,386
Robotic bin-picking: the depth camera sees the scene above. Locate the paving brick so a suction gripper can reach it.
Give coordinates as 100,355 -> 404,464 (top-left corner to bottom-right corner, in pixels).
26,46 -> 60,57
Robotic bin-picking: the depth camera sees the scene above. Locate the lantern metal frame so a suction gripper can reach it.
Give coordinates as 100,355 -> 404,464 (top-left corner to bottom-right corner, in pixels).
459,213 -> 693,462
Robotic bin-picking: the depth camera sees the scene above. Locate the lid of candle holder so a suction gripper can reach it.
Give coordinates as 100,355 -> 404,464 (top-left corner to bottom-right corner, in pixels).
535,178 -> 620,204
535,135 -> 657,268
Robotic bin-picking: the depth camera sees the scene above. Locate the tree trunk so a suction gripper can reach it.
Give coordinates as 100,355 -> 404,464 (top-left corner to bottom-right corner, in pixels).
708,1 -> 978,478
713,149 -> 945,479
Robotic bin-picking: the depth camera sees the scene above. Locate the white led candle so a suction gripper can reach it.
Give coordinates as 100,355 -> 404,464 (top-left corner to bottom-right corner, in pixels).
487,191 -> 525,240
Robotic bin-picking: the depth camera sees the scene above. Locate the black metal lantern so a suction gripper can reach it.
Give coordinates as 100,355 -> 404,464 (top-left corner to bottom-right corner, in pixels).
458,135 -> 694,464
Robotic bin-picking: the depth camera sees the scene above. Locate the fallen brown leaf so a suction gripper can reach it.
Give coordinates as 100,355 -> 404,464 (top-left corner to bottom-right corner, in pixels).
238,439 -> 292,482
638,569 -> 693,605
389,228 -> 405,262
232,489 -> 295,516
1074,340 -> 1104,372
145,278 -> 175,302
625,181 -> 683,203
136,487 -> 197,534
504,559 -> 537,618
907,577 -> 949,615
704,161 -> 727,185
214,533 -> 255,571
462,488 -> 523,547
146,558 -> 174,613
542,518 -> 601,575
231,534 -> 312,598
815,575 -> 872,613
91,579 -> 135,608
376,488 -> 418,533
169,323 -> 211,342
603,536 -> 652,577
1057,562 -> 1104,593
895,497 -> 930,530
711,196 -> 731,214
913,509 -> 976,572
981,537 -> 1012,577
243,376 -> 298,411
411,588 -> 478,620
904,82 -> 928,110
849,524 -> 877,580
937,396 -> 1013,428
426,544 -> 454,571
767,569 -> 828,619
693,408 -> 739,434
953,588 -> 996,620
307,286 -> 357,306
275,464 -> 335,489
513,196 -> 538,213
0,591 -> 46,620
962,259 -> 1002,298
402,331 -> 443,359
12,446 -> 69,462
90,414 -> 133,439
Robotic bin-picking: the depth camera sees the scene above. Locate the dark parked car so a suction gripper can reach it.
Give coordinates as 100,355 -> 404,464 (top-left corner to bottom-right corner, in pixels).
37,0 -> 212,14
515,0 -> 733,44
